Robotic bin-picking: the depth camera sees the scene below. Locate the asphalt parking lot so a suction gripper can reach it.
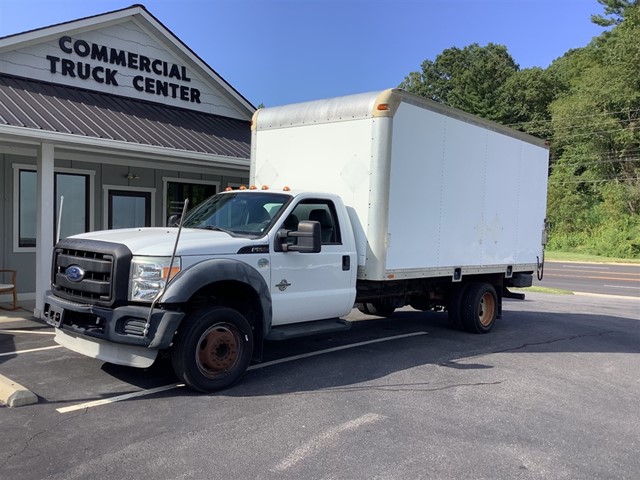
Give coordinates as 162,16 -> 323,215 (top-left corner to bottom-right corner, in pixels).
1,292 -> 639,479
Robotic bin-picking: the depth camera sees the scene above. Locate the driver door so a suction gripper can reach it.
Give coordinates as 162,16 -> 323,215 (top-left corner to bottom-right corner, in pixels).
269,199 -> 356,325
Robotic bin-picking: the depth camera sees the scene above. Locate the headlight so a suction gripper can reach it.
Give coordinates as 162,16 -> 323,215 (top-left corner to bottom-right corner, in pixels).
129,256 -> 181,302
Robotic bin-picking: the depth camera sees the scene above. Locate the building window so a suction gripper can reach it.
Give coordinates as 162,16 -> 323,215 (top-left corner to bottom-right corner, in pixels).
18,170 -> 37,248
108,190 -> 151,229
165,179 -> 217,224
55,172 -> 90,240
18,169 -> 89,247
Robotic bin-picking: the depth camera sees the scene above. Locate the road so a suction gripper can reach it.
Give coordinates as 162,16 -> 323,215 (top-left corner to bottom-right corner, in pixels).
1,293 -> 639,479
535,260 -> 640,297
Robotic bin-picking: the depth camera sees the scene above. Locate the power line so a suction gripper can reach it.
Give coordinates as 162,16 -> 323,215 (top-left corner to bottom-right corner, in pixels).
548,177 -> 640,185
549,157 -> 640,169
503,107 -> 640,129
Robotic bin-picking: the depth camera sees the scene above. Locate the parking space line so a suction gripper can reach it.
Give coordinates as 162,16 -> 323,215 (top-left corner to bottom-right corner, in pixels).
0,345 -> 62,357
55,332 -> 428,414
56,383 -> 186,413
1,329 -> 56,335
273,413 -> 384,472
248,331 -> 429,371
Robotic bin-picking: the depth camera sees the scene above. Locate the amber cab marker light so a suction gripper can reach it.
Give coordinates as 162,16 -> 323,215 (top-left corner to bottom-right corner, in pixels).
283,186 -> 291,191
239,185 -> 247,190
249,185 -> 258,190
377,104 -> 390,111
261,185 -> 269,190
224,187 -> 233,191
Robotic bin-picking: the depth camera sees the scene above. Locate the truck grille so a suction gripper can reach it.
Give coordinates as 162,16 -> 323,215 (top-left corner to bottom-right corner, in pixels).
51,238 -> 132,307
54,248 -> 114,301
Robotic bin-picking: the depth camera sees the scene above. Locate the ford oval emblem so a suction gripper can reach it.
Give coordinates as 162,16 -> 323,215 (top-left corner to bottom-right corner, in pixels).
66,265 -> 85,283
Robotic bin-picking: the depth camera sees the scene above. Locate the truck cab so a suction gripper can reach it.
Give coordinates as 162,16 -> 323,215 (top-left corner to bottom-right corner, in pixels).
44,189 -> 357,392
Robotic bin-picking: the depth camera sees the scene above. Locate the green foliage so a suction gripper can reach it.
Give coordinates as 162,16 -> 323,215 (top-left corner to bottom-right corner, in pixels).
500,67 -> 560,138
399,43 -> 518,122
591,0 -> 636,26
400,1 -> 640,259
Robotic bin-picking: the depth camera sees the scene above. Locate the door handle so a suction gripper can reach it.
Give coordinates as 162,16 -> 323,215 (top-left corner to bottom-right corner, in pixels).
342,255 -> 350,271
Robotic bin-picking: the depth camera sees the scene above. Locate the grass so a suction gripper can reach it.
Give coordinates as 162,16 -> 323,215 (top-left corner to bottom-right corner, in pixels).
544,250 -> 640,264
511,286 -> 574,295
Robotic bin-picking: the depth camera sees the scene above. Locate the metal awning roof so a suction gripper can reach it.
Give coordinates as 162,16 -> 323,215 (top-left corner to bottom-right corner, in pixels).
0,74 -> 250,159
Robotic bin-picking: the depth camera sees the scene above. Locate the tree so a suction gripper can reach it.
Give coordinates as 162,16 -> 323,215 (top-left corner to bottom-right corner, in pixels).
399,43 -> 518,122
499,67 -> 560,138
591,0 -> 636,26
546,2 -> 640,256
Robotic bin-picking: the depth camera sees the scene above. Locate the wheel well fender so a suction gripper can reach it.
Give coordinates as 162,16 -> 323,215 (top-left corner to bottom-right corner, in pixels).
161,259 -> 272,341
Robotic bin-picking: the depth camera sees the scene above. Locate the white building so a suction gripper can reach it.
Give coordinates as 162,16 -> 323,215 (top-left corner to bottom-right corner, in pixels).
0,5 -> 253,315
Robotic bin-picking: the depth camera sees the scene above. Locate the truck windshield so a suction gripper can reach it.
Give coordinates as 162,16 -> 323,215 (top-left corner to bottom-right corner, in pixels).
181,192 -> 291,237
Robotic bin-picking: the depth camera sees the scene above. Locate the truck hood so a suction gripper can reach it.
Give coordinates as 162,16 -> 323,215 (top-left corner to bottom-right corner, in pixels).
70,228 -> 262,256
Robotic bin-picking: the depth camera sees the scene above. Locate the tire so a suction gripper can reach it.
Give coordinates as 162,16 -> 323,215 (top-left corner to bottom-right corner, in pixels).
355,302 -> 372,315
365,302 -> 395,317
356,302 -> 395,317
460,283 -> 498,334
447,284 -> 468,330
172,306 -> 254,392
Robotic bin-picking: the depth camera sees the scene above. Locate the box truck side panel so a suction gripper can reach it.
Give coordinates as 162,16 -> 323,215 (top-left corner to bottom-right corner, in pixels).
386,101 -> 548,275
386,102 -> 486,271
513,141 -> 549,264
481,135 -> 525,265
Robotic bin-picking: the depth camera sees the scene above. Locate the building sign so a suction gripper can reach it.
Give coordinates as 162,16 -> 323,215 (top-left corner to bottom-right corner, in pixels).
45,36 -> 201,104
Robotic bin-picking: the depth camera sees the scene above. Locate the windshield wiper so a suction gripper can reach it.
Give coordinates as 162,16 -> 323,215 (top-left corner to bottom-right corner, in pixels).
197,225 -> 235,236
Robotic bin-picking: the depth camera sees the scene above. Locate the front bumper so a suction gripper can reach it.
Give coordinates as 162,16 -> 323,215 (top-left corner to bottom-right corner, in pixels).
43,290 -> 184,350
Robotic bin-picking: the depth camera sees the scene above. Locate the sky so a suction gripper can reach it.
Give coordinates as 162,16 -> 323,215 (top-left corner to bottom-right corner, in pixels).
0,0 -> 606,108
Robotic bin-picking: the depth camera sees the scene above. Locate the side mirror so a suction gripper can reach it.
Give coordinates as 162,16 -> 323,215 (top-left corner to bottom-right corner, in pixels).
167,214 -> 181,227
278,220 -> 321,253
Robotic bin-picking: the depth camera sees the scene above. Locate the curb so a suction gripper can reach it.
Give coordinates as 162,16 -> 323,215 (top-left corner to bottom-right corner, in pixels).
0,373 -> 38,407
573,291 -> 640,301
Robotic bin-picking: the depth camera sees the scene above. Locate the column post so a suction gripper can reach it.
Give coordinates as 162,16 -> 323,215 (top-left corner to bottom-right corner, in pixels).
34,142 -> 54,318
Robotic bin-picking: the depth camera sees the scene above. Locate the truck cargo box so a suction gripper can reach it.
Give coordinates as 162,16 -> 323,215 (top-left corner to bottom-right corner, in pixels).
251,89 -> 549,282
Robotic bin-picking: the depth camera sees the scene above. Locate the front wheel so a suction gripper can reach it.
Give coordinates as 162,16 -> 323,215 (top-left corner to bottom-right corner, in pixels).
460,283 -> 498,334
172,306 -> 254,392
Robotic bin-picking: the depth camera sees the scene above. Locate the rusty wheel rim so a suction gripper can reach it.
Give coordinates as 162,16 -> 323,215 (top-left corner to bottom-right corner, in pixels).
478,292 -> 496,327
196,323 -> 241,379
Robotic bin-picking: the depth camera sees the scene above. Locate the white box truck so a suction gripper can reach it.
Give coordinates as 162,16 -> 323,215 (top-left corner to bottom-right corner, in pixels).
43,89 -> 549,392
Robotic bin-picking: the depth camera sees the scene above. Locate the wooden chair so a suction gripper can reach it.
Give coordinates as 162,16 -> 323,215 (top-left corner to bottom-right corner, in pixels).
0,269 -> 18,311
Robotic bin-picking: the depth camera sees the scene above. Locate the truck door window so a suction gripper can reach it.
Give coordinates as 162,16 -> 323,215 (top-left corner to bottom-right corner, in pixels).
286,200 -> 341,245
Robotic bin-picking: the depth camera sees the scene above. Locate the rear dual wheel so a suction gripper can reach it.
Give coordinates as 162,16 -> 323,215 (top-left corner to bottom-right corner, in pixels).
448,283 -> 497,334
